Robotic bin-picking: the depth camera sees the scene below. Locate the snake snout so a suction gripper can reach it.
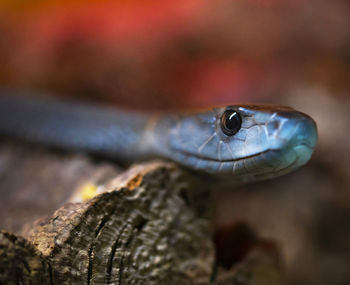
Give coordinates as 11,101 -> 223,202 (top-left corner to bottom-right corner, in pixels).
269,111 -> 318,171
289,114 -> 318,167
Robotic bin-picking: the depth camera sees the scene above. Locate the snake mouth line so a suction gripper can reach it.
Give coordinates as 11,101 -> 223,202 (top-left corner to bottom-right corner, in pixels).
298,140 -> 315,150
175,149 -> 272,163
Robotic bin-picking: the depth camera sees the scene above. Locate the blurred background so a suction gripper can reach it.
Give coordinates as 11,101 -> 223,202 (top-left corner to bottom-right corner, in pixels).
0,0 -> 349,284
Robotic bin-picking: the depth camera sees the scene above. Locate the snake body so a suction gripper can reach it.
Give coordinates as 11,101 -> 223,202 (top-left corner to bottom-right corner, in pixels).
0,91 -> 317,183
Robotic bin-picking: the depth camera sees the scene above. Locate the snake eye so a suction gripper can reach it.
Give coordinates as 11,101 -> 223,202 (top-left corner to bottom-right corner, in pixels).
220,109 -> 242,136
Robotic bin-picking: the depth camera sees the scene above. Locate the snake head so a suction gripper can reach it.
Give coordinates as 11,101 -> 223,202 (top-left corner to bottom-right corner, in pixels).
153,105 -> 317,183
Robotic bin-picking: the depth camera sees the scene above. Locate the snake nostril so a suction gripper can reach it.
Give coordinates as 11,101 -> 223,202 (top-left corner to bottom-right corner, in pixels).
267,121 -> 280,135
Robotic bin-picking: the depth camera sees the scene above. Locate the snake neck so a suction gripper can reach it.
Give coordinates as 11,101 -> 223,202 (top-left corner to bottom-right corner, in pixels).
0,94 -> 154,161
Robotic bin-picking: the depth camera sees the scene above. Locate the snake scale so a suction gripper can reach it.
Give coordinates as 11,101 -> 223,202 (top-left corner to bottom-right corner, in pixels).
0,90 -> 317,183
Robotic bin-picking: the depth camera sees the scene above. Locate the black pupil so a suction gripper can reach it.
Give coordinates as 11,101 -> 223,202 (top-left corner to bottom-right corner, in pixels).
221,110 -> 242,136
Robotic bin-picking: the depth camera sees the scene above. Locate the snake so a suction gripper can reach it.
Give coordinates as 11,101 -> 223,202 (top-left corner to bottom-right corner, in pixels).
0,90 -> 317,183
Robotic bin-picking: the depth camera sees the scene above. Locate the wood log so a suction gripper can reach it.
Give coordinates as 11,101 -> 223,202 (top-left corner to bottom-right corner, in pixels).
0,142 -> 283,284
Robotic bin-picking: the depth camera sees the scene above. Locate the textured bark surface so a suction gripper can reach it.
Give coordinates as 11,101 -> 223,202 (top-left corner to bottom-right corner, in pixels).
0,231 -> 52,285
0,142 -> 283,284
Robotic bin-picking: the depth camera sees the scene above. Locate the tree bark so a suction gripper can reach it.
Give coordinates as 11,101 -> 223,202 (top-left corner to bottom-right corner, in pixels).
0,142 -> 283,284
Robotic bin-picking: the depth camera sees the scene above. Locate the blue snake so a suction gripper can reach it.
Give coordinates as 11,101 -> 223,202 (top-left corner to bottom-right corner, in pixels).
0,91 -> 317,183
